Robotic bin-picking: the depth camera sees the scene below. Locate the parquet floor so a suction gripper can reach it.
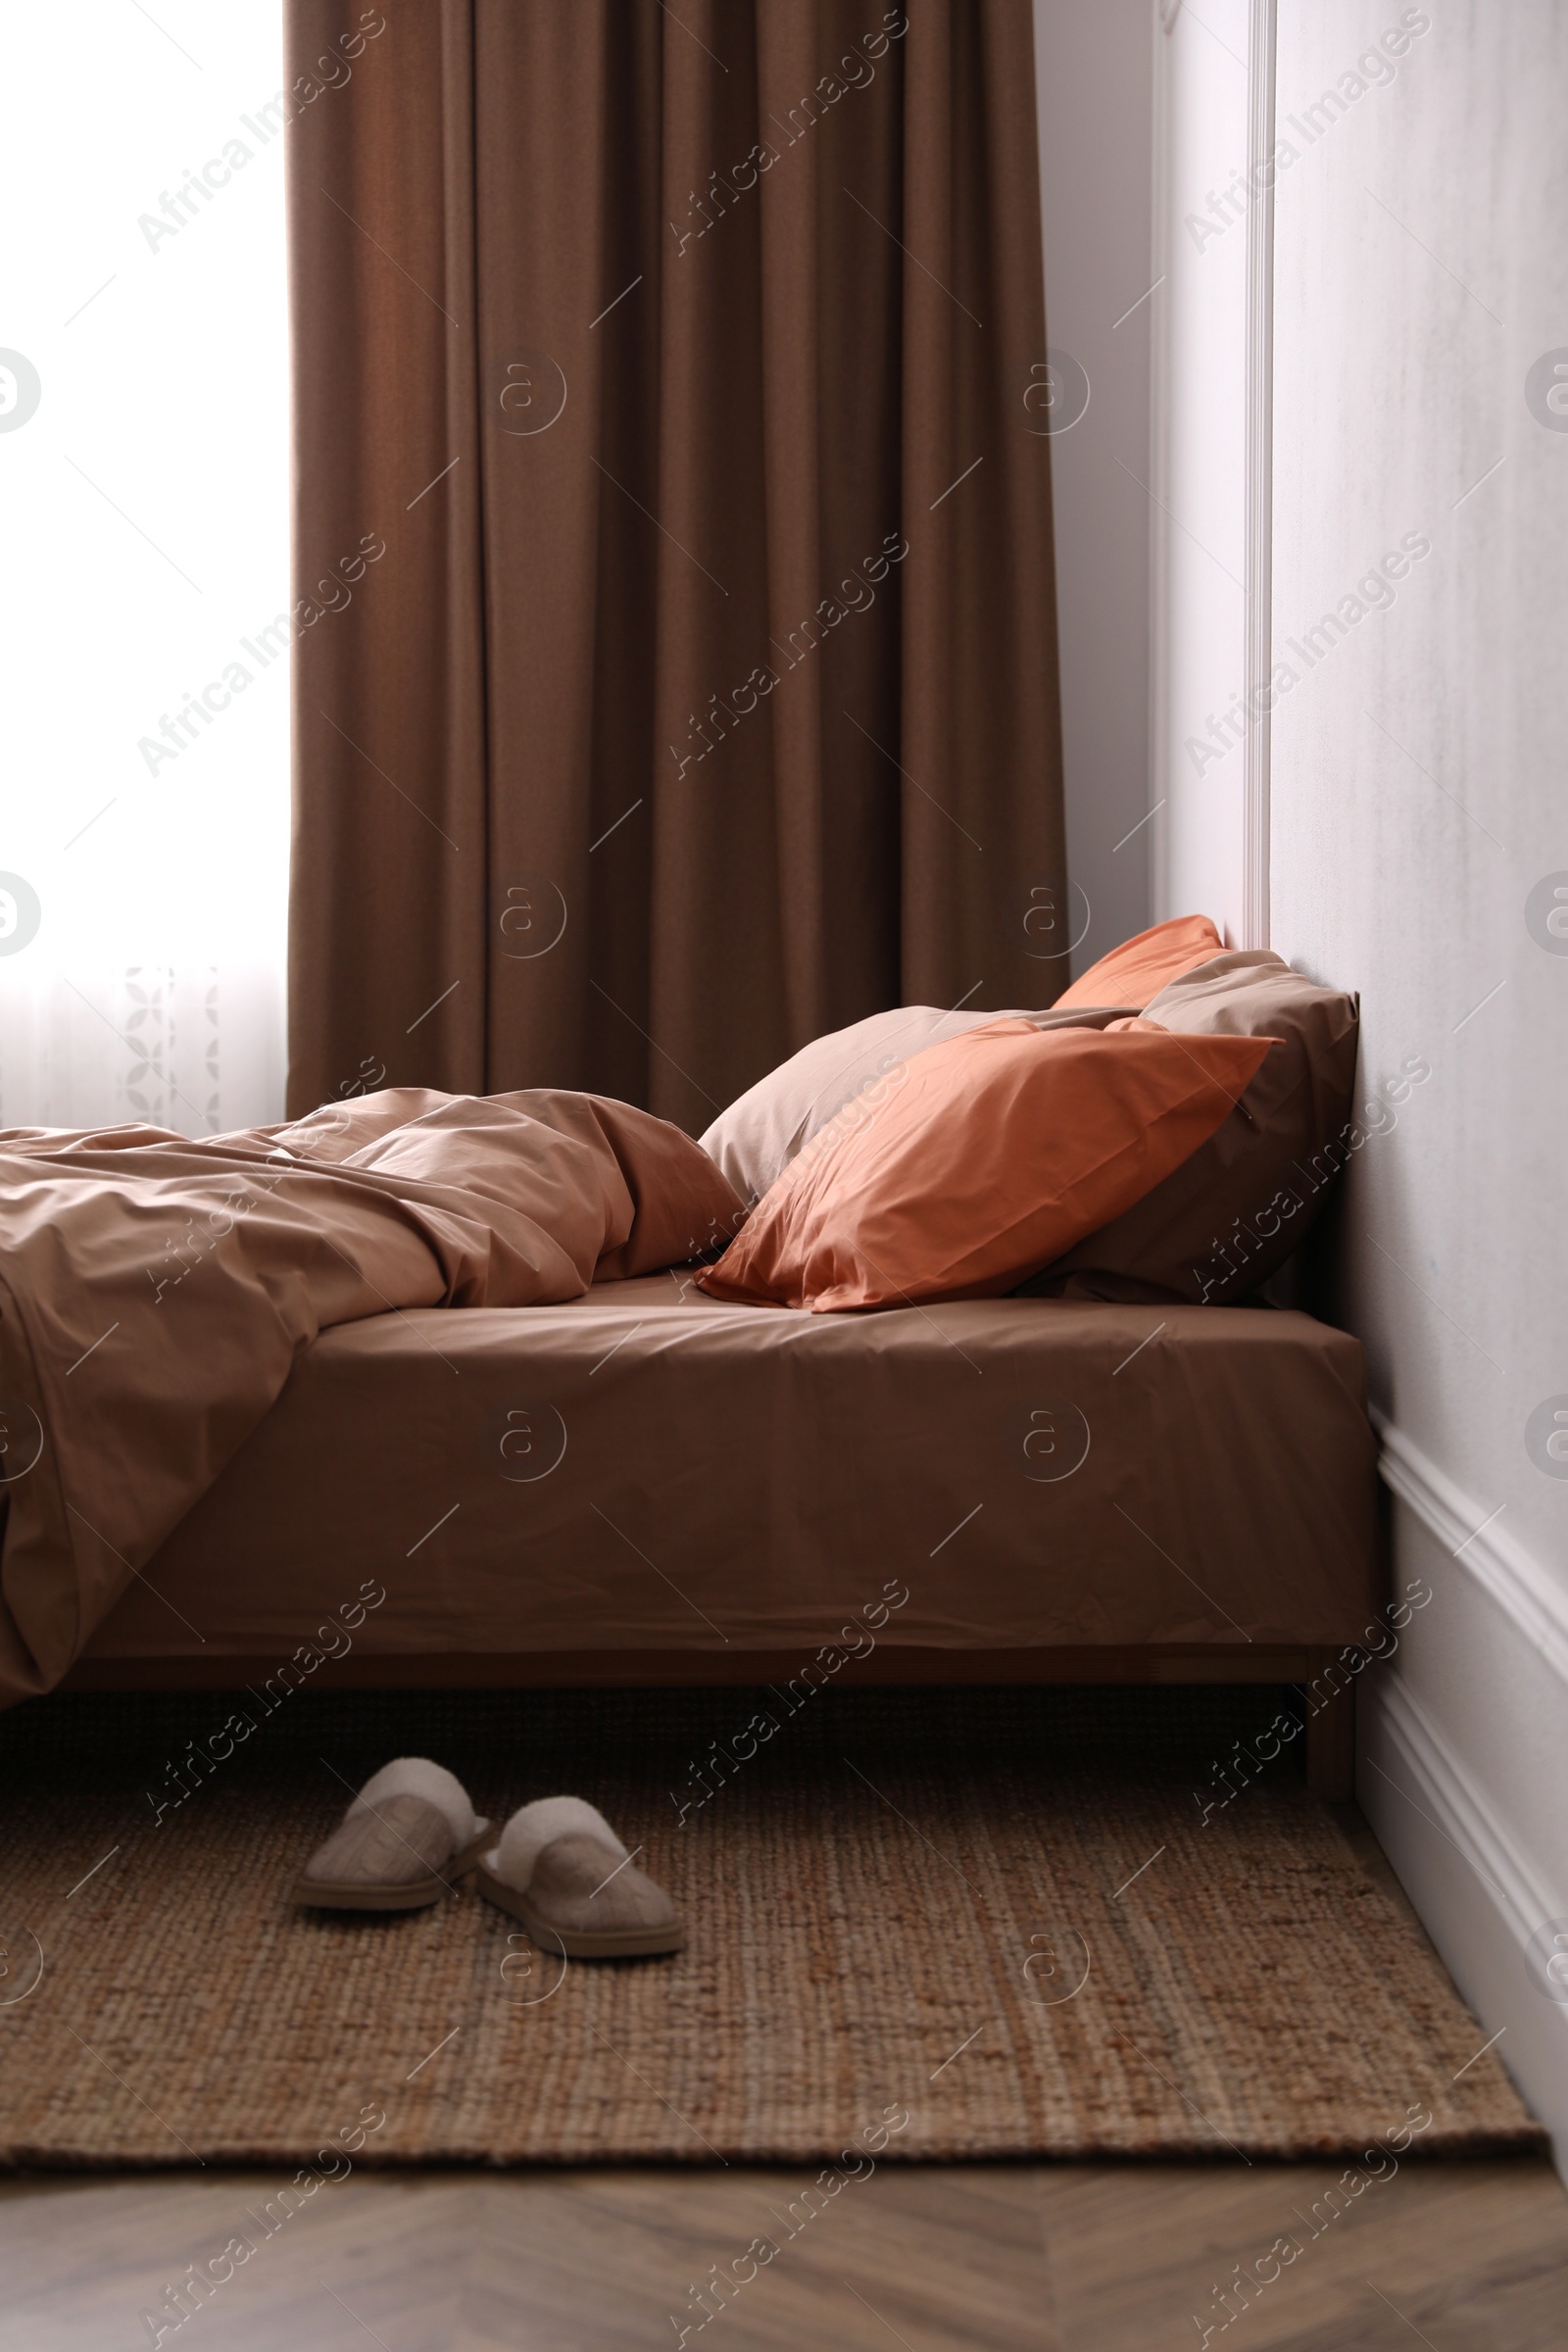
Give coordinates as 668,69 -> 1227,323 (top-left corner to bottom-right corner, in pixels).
3,2152 -> 1565,2349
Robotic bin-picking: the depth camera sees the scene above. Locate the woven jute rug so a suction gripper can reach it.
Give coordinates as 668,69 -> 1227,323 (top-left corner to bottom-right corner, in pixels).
0,1686 -> 1542,2168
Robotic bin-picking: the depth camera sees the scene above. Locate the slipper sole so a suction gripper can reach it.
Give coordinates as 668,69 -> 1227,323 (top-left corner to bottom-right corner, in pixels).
475,1860 -> 685,1957
292,1825 -> 492,1912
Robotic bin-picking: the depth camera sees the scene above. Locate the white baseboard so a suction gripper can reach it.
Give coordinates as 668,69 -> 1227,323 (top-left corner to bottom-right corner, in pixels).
1361,1669 -> 1568,2173
1365,1415 -> 1568,2172
1369,1672 -> 1560,1934
1372,1407 -> 1568,1690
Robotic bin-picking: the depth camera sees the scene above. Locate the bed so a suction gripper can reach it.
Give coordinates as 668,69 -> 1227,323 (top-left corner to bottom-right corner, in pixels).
66,1275 -> 1380,1795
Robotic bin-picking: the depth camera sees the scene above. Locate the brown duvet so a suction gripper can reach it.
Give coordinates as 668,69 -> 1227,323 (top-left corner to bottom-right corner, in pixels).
0,1091 -> 741,1706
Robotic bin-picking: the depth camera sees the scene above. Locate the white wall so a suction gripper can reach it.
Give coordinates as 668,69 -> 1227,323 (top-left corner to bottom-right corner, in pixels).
1270,0 -> 1568,2163
1032,0 -> 1153,980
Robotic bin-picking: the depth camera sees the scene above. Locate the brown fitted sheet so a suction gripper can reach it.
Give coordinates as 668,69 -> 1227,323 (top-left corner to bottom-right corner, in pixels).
78,1279 -> 1379,1668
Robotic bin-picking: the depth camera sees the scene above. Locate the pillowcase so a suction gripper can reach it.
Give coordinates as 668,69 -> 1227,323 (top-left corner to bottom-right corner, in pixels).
696,1015 -> 1276,1312
1019,952 -> 1359,1305
699,1001 -> 1134,1204
1054,912 -> 1225,1010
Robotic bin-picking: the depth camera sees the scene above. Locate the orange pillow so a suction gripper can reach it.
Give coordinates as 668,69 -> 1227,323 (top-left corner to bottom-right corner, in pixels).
696,1016 -> 1277,1311
1054,913 -> 1225,1009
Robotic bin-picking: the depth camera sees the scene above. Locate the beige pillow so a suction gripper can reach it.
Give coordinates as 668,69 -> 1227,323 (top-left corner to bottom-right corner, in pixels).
700,1002 -> 1133,1204
1018,952 -> 1359,1304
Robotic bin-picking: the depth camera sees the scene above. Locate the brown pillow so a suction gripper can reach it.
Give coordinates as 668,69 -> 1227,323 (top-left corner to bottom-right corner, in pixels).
1018,952 -> 1359,1305
699,1002 -> 1134,1205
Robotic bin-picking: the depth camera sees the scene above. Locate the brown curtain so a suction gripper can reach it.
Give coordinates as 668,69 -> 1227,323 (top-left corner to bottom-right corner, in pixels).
284,0 -> 1067,1128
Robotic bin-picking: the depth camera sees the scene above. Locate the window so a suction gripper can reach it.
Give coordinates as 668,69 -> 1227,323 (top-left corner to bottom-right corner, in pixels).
0,2 -> 288,1132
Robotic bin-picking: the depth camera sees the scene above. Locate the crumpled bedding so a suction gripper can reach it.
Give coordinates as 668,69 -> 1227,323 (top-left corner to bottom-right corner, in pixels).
0,1088 -> 742,1705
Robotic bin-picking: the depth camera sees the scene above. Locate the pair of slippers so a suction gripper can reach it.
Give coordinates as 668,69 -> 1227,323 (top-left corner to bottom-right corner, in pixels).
292,1758 -> 682,1958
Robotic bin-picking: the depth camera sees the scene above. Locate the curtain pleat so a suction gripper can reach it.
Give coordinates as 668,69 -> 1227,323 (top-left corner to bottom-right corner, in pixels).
285,0 -> 1067,1127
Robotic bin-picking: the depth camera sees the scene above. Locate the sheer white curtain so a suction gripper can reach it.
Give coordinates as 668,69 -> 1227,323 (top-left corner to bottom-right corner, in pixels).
0,3 -> 288,1135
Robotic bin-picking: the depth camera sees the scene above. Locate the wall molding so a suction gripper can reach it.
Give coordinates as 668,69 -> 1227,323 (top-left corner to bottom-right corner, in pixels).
1369,1669 -> 1562,1936
1147,1 -> 1173,928
1242,0 -> 1276,952
1372,1407 -> 1568,1694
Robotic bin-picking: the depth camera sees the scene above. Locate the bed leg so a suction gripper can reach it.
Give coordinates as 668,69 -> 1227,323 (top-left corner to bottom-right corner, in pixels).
1304,1659 -> 1356,1801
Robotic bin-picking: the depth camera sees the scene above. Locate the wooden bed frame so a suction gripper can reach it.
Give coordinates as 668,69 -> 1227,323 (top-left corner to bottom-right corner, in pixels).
61,1642 -> 1358,1801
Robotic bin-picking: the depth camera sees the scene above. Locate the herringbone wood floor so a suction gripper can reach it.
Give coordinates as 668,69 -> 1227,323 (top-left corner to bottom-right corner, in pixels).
2,2153 -> 1565,2348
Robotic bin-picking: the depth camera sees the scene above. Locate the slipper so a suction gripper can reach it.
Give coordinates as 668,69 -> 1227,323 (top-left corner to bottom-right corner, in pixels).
475,1797 -> 684,1957
293,1758 -> 491,1911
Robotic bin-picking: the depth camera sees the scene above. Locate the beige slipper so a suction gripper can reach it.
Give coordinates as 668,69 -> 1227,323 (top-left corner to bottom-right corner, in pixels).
475,1797 -> 684,1957
294,1758 -> 491,1911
